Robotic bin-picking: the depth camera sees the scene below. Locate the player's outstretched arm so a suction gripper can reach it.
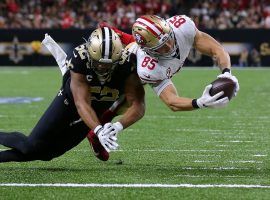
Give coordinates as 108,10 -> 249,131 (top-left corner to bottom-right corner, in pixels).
118,73 -> 145,129
159,84 -> 195,111
159,83 -> 229,111
193,30 -> 240,97
98,22 -> 135,45
194,29 -> 231,72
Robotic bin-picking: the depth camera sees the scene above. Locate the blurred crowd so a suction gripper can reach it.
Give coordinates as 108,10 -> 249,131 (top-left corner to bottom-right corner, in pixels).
190,0 -> 270,29
238,48 -> 261,67
1,0 -> 270,29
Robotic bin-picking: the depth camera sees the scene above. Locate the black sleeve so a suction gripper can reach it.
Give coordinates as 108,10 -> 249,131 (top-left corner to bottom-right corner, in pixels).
129,53 -> 137,73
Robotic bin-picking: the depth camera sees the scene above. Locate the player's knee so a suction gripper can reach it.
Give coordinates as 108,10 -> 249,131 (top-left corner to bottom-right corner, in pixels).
31,151 -> 58,161
20,142 -> 35,155
40,150 -> 65,161
40,155 -> 55,161
21,140 -> 47,157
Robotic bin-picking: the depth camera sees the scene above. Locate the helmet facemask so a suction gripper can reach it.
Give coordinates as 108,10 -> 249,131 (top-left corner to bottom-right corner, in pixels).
90,59 -> 118,82
144,29 -> 177,59
87,27 -> 123,83
132,15 -> 178,60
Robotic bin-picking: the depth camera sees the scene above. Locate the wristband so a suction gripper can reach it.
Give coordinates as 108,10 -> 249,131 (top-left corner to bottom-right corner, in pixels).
94,125 -> 103,135
222,68 -> 231,74
192,99 -> 199,109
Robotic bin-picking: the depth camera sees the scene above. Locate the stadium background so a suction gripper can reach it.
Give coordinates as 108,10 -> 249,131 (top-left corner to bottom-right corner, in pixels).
0,0 -> 270,66
0,0 -> 270,199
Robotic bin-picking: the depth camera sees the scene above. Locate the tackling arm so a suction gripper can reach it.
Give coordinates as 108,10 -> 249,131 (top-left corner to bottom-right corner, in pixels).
98,22 -> 135,45
70,71 -> 101,130
194,29 -> 231,72
118,73 -> 145,128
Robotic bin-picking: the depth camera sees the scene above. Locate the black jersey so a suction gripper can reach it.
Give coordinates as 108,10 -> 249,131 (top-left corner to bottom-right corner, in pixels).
64,43 -> 136,115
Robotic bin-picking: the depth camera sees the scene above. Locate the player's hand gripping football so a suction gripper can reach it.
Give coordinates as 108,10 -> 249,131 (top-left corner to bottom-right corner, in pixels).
196,84 -> 229,108
217,72 -> 239,97
94,125 -> 119,152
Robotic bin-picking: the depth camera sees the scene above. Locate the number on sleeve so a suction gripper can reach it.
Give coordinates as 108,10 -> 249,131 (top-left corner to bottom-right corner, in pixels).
75,45 -> 88,60
169,16 -> 186,28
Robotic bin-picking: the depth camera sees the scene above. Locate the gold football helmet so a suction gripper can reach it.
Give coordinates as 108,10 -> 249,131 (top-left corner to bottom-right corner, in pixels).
132,15 -> 177,59
87,27 -> 123,81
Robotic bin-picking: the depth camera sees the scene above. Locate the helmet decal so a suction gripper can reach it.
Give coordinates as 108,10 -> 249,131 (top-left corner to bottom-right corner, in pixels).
101,27 -> 113,60
134,32 -> 146,46
87,27 -> 123,82
132,15 -> 176,59
87,27 -> 122,63
136,16 -> 163,37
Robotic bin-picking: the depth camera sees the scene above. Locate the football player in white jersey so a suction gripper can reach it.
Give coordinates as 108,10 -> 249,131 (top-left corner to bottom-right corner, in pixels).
132,15 -> 239,110
102,15 -> 239,110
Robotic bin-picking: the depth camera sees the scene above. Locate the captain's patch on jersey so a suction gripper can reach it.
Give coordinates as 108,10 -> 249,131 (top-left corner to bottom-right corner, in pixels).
0,97 -> 43,104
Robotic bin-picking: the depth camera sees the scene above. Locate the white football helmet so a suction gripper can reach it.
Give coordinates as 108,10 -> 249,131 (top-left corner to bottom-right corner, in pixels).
132,15 -> 177,59
87,27 -> 123,81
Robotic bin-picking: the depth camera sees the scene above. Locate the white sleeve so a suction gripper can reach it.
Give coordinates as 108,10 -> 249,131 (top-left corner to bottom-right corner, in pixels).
42,33 -> 67,76
150,79 -> 173,96
168,15 -> 196,46
182,16 -> 196,46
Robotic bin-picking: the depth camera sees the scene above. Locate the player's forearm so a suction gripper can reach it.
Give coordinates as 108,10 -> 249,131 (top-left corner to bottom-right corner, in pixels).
194,31 -> 231,71
118,101 -> 145,129
75,101 -> 101,130
214,49 -> 231,71
159,85 -> 195,111
111,27 -> 135,45
163,96 -> 195,111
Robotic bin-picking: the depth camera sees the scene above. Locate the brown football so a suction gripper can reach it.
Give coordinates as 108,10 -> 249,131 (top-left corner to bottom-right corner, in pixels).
209,78 -> 236,100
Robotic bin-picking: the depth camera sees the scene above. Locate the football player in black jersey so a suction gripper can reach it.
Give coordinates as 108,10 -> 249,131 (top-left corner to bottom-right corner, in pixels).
0,27 -> 145,162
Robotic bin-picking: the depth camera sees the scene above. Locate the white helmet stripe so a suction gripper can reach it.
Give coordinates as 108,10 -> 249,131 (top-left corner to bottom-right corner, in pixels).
136,18 -> 161,36
103,27 -> 110,59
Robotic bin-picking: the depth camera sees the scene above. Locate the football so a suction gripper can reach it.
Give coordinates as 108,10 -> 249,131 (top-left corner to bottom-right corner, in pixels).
209,78 -> 236,100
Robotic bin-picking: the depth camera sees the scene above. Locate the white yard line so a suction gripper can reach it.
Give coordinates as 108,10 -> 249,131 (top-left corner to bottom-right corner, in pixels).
0,149 -> 266,155
71,149 -> 266,153
0,183 -> 269,188
228,160 -> 263,164
194,160 -> 216,163
193,160 -> 263,164
206,141 -> 254,143
253,154 -> 267,157
145,115 -> 270,120
181,167 -> 262,170
72,149 -> 224,152
112,149 -> 261,152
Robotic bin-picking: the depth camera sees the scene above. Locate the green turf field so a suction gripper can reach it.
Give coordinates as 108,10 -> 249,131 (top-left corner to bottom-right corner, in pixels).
0,67 -> 269,199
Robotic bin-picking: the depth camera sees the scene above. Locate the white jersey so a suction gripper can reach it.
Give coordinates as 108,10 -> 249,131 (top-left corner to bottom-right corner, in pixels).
135,15 -> 196,95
